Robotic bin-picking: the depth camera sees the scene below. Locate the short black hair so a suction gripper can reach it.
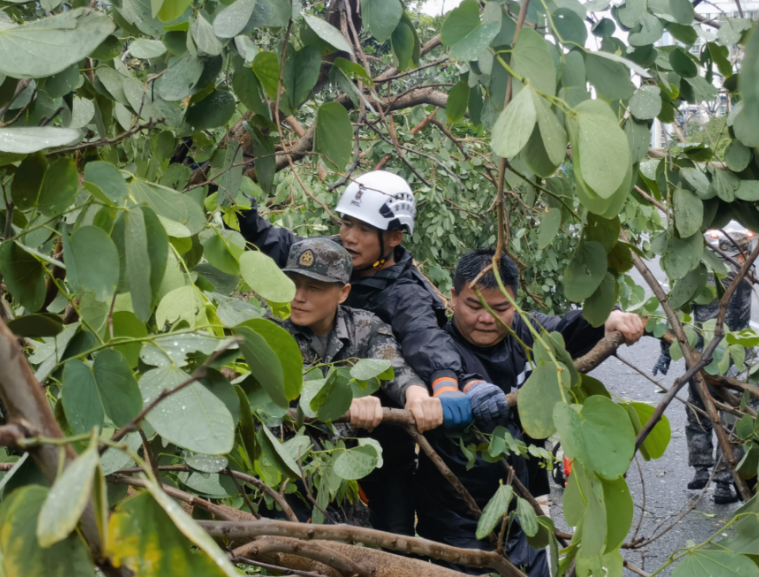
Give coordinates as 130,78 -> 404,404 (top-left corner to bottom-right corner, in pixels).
453,248 -> 520,294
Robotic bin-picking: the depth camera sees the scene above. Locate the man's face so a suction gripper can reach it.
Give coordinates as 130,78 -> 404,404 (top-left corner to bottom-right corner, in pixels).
339,215 -> 383,270
288,274 -> 349,332
451,284 -> 517,347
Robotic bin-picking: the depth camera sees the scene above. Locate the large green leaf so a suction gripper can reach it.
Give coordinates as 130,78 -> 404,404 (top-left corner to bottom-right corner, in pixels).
476,483 -> 513,539
333,445 -> 379,480
93,349 -> 143,427
440,0 -> 500,60
314,101 -> 353,169
155,285 -> 206,329
564,240 -> 607,302
0,486 -> 97,577
235,325 -> 287,407
491,84 -> 536,158
661,232 -> 703,280
139,366 -> 235,455
141,206 -> 169,305
674,187 -> 704,238
0,126 -> 79,153
213,0 -> 257,38
37,158 -> 78,216
517,361 -> 566,439
672,550 -> 759,577
237,318 -> 303,401
0,240 -> 46,312
574,99 -> 631,199
583,272 -> 617,328
628,402 -> 671,460
37,437 -> 99,547
446,80 -> 470,123
157,52 -> 205,101
629,85 -> 662,120
119,208 -> 153,321
601,476 -> 633,552
185,90 -> 236,130
107,491 -> 233,577
62,360 -> 104,434
363,0 -> 402,42
512,28 -> 557,96
538,207 -> 562,249
65,226 -> 120,301
0,9 -> 114,79
311,368 -> 353,421
302,14 -> 353,54
259,424 -> 301,478
531,90 -> 567,166
553,396 -> 635,479
239,250 -> 296,303
585,52 -> 635,100
252,51 -> 281,99
11,152 -> 47,211
83,161 -> 129,204
283,45 -> 321,110
190,13 -> 222,56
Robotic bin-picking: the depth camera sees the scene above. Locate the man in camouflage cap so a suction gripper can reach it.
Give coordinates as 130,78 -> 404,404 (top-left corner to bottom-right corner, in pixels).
277,238 -> 444,533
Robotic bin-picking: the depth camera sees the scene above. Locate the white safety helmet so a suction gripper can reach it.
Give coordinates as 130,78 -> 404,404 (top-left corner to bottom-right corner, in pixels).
336,171 -> 417,235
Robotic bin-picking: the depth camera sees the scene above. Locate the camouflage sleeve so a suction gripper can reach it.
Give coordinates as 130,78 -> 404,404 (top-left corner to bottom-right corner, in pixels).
366,318 -> 425,406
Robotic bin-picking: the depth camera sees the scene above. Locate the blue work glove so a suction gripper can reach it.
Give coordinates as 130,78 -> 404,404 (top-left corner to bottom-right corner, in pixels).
432,378 -> 473,430
652,354 -> 670,376
465,381 -> 510,432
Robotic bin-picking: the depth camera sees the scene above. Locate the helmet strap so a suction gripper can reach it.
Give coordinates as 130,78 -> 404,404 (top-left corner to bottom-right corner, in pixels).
353,229 -> 394,273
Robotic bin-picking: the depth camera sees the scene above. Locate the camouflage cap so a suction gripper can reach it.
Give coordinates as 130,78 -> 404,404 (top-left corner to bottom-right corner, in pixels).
283,238 -> 353,284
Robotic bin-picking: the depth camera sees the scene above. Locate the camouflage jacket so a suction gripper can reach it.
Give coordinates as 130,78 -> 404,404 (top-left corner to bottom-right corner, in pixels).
275,305 -> 424,407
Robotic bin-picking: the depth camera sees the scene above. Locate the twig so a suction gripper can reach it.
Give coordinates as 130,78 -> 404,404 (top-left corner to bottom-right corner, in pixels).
373,58 -> 449,84
46,119 -> 165,157
232,556 -> 331,577
297,456 -> 338,525
0,79 -> 31,120
227,467 -> 261,519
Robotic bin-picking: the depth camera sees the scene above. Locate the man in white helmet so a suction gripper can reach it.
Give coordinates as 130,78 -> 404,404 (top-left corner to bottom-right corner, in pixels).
240,170 -> 500,535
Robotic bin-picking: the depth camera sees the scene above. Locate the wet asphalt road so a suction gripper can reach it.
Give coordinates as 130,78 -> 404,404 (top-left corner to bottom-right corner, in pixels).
547,260 -> 746,576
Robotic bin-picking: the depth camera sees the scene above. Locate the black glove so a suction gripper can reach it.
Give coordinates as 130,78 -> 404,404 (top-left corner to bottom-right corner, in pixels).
652,354 -> 671,376
465,382 -> 510,431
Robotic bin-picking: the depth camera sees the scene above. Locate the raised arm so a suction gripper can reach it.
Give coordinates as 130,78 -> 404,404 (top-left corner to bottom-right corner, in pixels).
239,198 -> 300,267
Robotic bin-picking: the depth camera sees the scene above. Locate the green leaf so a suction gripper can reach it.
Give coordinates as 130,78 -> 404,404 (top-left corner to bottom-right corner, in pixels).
157,52 -> 205,101
157,0 -> 192,22
512,28 -> 557,96
363,0 -> 402,42
37,158 -> 78,216
517,361 -> 565,439
553,396 -> 635,479
314,101 -> 353,169
239,250 -> 296,303
283,45 -> 321,109
237,318 -> 303,401
66,226 -> 120,301
583,272 -> 617,328
7,313 -> 63,338
62,360 -> 104,434
661,232 -> 703,280
129,38 -> 166,58
585,214 -> 620,253
84,161 -> 128,204
141,206 -> 169,306
156,285 -> 205,329
446,80 -> 470,122
669,46 -> 697,78
564,240 -> 607,302
0,240 -> 46,312
190,13 -> 222,56
110,311 -> 147,368
119,208 -> 152,321
139,366 -> 234,455
491,84 -> 536,159
629,12 -> 664,46
672,550 -> 759,577
628,402 -> 671,459
726,139 -> 752,172
476,483 -> 513,539
390,19 -> 415,70
37,435 -> 99,547
93,349 -> 143,427
554,8 -> 587,45
350,359 -> 393,381
234,385 -> 260,464
585,52 -> 635,100
11,152 -> 47,211
538,207 -> 562,249
680,167 -> 710,197
235,326 -> 286,407
302,14 -> 353,55
601,476 -> 633,552
259,424 -> 301,478
629,85 -> 662,120
0,9 -> 114,79
674,188 -> 704,239
516,497 -> 539,537
573,99 -> 631,199
213,0 -> 257,38
252,53 -> 278,99
333,445 -> 379,480
440,0 -> 500,60
0,126 -> 79,154
608,242 -> 634,273
109,489 -> 237,577
311,368 -> 353,421
531,90 -> 567,166
0,486 -> 97,577
233,65 -> 270,117
185,90 -> 236,130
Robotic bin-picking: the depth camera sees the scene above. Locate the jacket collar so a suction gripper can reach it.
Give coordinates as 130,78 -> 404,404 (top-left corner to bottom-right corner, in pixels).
286,306 -> 352,362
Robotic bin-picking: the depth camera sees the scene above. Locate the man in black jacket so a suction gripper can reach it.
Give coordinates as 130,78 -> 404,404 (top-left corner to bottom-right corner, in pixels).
415,248 -> 645,575
240,170 -> 486,535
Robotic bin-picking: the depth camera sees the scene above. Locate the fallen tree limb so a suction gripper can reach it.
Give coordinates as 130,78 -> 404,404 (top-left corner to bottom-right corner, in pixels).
200,519 -> 526,577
